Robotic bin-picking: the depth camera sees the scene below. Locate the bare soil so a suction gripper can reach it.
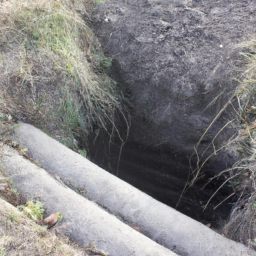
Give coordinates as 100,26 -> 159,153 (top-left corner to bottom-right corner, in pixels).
90,0 -> 256,242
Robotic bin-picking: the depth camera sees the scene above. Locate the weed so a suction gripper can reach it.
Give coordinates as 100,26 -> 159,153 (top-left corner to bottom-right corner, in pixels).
19,199 -> 45,221
57,212 -> 63,221
100,57 -> 112,73
79,149 -> 87,158
0,114 -> 11,122
0,247 -> 6,256
10,188 -> 19,195
7,179 -> 13,185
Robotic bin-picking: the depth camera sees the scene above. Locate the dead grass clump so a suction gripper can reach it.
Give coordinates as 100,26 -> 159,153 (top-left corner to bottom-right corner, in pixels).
181,39 -> 256,247
0,198 -> 89,256
223,190 -> 256,248
218,40 -> 256,247
0,0 -> 124,149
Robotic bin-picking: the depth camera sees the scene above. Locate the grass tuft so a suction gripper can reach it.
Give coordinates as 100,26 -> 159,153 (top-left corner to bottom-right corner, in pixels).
18,199 -> 45,221
0,0 -> 125,149
181,39 -> 256,246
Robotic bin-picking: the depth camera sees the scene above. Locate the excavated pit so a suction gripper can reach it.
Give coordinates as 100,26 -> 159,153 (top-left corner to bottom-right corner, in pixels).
6,123 -> 256,256
86,0 -> 256,228
87,126 -> 236,229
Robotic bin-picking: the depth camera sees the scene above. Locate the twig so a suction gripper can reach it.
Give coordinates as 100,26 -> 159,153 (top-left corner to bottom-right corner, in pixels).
196,97 -> 234,149
191,137 -> 237,186
202,166 -> 246,189
176,156 -> 191,209
200,119 -> 234,158
213,192 -> 235,210
203,171 -> 242,211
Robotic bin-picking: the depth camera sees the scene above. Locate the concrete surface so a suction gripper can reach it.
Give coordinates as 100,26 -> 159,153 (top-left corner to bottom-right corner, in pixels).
0,145 -> 177,256
13,123 -> 256,256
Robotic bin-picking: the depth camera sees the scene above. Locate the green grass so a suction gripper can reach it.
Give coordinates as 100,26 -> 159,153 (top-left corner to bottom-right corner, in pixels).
61,137 -> 76,149
0,247 -> 6,256
79,149 -> 87,158
59,88 -> 86,132
95,0 -> 105,4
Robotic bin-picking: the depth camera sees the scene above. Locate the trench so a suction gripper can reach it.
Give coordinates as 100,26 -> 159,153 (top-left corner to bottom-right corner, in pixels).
85,0 -> 256,236
87,123 -> 235,230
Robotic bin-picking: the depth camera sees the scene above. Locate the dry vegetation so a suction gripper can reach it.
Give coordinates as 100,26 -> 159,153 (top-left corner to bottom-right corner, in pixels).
182,39 -> 256,248
0,0 -> 124,150
0,197 -> 90,256
220,40 -> 256,247
0,0 -> 119,254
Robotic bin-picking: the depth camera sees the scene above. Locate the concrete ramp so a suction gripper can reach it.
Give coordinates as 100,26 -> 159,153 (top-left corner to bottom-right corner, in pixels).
9,123 -> 256,256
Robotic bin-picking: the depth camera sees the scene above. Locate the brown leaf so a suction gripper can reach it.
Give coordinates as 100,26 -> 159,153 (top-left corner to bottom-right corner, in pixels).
41,212 -> 60,228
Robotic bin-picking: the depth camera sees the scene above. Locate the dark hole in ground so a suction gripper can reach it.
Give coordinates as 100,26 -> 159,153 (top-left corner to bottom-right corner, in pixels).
86,129 -> 235,230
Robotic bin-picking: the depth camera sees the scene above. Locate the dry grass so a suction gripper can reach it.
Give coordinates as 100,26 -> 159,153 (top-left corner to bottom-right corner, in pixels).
233,40 -> 256,159
218,40 -> 256,247
184,39 -> 256,187
0,0 -> 125,149
0,197 -> 89,256
180,39 -> 256,247
175,38 -> 256,250
0,166 -> 108,256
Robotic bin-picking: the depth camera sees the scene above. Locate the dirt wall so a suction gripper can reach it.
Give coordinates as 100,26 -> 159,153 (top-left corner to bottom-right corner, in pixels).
90,0 -> 256,222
